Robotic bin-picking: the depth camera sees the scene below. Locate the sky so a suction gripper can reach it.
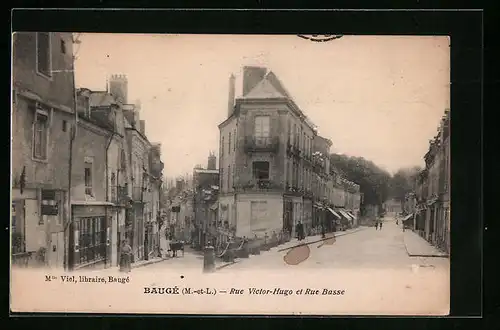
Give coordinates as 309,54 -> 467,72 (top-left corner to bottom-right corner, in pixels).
73,34 -> 450,179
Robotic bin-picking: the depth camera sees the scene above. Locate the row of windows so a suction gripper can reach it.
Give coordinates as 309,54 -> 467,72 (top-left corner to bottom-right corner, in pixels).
221,128 -> 237,156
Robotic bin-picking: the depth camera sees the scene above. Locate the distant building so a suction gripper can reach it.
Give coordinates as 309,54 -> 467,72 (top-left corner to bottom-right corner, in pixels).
192,154 -> 220,248
411,108 -> 450,254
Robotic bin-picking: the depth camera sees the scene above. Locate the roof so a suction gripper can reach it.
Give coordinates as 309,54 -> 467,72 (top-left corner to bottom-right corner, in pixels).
89,91 -> 118,108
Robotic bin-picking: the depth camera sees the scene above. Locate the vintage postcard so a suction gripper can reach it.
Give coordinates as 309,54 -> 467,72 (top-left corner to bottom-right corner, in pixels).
10,33 -> 450,315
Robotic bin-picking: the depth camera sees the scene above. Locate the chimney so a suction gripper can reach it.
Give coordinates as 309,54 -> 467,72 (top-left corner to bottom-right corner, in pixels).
207,152 -> 217,170
139,120 -> 146,135
109,74 -> 128,104
227,74 -> 236,118
176,179 -> 184,191
242,66 -> 267,96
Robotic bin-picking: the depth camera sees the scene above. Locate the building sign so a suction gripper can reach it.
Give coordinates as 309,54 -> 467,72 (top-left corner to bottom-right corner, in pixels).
41,200 -> 59,216
41,189 -> 59,215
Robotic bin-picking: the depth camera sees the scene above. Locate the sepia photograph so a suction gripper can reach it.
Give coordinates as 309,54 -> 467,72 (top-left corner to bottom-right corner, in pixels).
11,33 -> 450,315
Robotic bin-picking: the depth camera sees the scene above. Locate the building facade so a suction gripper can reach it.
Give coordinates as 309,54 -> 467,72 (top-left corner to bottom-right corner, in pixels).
11,32 -> 76,268
218,66 -> 360,239
192,155 -> 220,249
410,109 -> 450,254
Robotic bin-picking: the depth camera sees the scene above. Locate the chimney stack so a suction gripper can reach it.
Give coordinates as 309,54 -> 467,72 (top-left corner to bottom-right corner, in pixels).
227,74 -> 236,118
139,120 -> 146,135
242,66 -> 267,96
207,151 -> 217,170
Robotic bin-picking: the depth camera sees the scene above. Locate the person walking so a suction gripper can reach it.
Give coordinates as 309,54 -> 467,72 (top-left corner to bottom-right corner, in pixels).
379,220 -> 383,230
119,239 -> 132,273
375,221 -> 379,230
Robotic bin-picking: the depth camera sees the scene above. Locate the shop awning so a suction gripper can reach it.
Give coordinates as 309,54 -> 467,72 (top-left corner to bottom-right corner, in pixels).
337,209 -> 352,220
403,213 -> 414,222
346,211 -> 356,220
326,207 -> 341,219
314,203 -> 324,210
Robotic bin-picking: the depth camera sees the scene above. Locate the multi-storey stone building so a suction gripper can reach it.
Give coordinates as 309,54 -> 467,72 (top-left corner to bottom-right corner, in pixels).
218,67 -> 319,238
410,108 -> 450,254
192,153 -> 220,249
12,32 -> 76,268
218,66 -> 361,239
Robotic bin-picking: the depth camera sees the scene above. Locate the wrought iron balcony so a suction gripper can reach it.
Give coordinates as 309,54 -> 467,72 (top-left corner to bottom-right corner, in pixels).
286,142 -> 302,158
244,136 -> 279,153
238,179 -> 284,192
110,185 -> 131,205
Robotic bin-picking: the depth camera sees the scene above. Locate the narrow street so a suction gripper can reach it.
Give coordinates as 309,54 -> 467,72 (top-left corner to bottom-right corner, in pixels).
215,217 -> 449,272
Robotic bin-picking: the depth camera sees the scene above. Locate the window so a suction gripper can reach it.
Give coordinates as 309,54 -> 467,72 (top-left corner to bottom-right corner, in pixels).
252,161 -> 270,180
33,111 -> 49,160
120,149 -> 126,170
62,120 -> 67,132
221,136 -> 224,157
228,132 -> 232,154
220,168 -> 224,192
11,202 -> 16,229
77,217 -> 106,265
60,39 -> 66,54
233,129 -> 236,152
36,32 -> 51,77
250,201 -> 268,233
254,116 -> 270,139
84,157 -> 94,197
288,119 -> 292,143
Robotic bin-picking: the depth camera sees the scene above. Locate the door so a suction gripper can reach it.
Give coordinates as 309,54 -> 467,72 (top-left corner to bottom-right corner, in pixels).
48,232 -> 64,268
24,199 -> 45,253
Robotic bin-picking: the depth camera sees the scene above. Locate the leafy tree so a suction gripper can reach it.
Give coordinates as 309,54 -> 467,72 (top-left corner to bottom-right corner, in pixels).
329,153 -> 391,213
389,166 -> 422,203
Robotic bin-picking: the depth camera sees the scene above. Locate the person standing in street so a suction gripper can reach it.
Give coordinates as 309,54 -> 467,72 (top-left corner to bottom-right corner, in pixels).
375,221 -> 379,230
379,220 -> 383,230
119,239 -> 132,273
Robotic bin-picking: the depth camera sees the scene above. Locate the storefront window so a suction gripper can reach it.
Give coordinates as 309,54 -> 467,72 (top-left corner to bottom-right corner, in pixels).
77,216 -> 106,265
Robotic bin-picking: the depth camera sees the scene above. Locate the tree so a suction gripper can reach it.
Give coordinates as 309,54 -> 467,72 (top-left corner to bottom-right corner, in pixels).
329,153 -> 392,213
389,166 -> 422,204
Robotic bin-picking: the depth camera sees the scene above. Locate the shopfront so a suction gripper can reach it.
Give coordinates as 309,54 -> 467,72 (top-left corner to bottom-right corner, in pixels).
69,203 -> 113,270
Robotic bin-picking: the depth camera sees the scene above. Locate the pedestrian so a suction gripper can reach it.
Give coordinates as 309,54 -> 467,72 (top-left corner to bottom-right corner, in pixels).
321,224 -> 326,239
119,239 -> 132,273
379,221 -> 383,230
299,221 -> 305,241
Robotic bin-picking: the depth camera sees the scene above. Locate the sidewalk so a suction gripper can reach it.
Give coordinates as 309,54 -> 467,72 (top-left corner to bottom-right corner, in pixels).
403,230 -> 448,257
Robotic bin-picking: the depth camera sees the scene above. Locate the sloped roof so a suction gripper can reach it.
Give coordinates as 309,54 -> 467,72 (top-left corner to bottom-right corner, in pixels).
89,91 -> 118,108
241,70 -> 291,100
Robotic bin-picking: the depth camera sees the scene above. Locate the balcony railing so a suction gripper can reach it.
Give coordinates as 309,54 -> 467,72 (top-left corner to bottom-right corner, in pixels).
244,136 -> 279,153
237,179 -> 284,192
286,143 -> 302,158
111,186 -> 131,206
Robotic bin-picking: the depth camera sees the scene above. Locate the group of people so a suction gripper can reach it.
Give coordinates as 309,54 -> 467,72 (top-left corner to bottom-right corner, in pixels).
374,220 -> 384,230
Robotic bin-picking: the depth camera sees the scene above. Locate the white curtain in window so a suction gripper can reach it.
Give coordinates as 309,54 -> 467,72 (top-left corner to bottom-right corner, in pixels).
254,116 -> 270,138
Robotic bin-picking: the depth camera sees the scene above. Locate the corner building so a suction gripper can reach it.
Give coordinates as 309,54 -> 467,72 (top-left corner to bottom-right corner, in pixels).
218,67 -> 317,238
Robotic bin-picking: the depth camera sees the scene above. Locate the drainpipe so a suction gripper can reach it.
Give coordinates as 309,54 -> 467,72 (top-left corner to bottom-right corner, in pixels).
105,130 -> 119,268
64,55 -> 78,272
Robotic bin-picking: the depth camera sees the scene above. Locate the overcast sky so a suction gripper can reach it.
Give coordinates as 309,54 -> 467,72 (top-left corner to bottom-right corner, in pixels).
74,34 -> 450,179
